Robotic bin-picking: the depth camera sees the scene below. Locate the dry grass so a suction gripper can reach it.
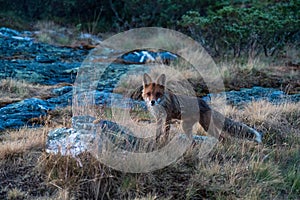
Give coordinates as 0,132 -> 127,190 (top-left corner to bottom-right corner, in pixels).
115,63 -> 209,97
0,99 -> 299,199
33,21 -> 79,46
33,21 -> 100,49
187,143 -> 284,199
218,60 -> 299,94
0,78 -> 71,107
7,188 -> 26,200
0,56 -> 299,199
115,57 -> 299,99
0,78 -> 30,98
0,127 -> 47,159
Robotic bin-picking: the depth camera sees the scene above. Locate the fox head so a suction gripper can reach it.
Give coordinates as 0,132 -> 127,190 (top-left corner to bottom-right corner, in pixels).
142,73 -> 166,107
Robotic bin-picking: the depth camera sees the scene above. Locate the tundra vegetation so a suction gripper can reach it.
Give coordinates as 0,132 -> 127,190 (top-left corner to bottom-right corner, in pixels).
0,0 -> 299,199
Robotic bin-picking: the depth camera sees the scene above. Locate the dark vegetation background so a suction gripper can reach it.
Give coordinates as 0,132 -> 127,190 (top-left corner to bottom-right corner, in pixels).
1,0 -> 299,60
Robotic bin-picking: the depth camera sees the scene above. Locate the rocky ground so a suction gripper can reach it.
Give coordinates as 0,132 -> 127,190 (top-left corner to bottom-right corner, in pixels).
1,27 -> 299,131
0,27 -> 179,130
0,27 -> 299,199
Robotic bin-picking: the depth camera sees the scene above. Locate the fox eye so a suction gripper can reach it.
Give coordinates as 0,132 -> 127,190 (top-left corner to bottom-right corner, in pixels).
146,92 -> 151,97
156,92 -> 162,97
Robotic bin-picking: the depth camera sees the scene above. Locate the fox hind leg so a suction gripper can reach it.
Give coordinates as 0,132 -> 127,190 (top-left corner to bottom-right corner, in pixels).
155,118 -> 163,143
164,119 -> 171,138
155,119 -> 171,144
182,120 -> 193,140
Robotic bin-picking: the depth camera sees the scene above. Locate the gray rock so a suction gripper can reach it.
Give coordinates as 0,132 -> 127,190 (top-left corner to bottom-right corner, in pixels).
46,116 -> 212,157
0,27 -> 33,41
0,60 -> 81,85
0,29 -> 89,86
0,27 -> 20,37
203,86 -> 300,107
72,115 -> 97,130
35,55 -> 57,63
0,89 -> 145,130
0,98 -> 54,129
46,117 -> 138,156
46,127 -> 94,156
47,91 -> 73,107
120,50 -> 177,64
52,86 -> 73,96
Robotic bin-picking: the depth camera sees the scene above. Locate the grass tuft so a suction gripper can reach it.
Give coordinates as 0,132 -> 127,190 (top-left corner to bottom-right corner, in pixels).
7,188 -> 26,200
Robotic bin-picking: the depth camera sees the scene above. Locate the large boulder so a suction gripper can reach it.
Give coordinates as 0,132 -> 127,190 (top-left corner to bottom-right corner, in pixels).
46,116 -> 137,156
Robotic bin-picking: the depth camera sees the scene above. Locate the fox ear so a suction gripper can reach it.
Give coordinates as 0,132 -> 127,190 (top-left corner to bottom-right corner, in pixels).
143,73 -> 152,85
156,74 -> 166,86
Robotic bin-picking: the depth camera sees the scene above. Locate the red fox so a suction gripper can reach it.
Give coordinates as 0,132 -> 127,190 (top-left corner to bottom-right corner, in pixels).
142,73 -> 263,143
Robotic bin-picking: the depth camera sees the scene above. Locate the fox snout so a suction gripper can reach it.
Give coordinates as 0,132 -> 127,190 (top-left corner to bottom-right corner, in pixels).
151,100 -> 156,106
149,98 -> 162,106
142,73 -> 166,107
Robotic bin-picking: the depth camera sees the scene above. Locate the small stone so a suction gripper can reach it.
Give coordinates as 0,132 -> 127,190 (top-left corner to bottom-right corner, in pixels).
35,55 -> 56,63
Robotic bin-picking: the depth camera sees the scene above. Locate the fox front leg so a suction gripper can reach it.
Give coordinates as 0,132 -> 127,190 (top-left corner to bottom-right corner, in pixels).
155,118 -> 164,142
164,119 -> 171,139
182,120 -> 193,140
